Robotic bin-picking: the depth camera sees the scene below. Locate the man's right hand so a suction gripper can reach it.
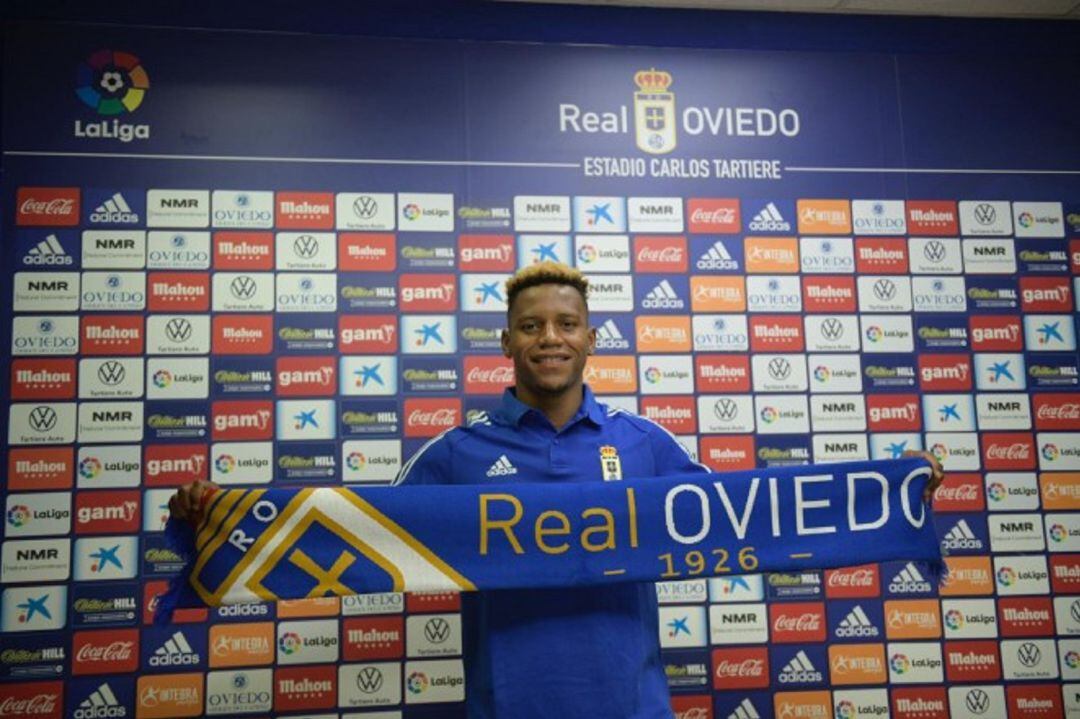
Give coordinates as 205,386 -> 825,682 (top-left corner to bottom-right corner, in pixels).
168,480 -> 218,524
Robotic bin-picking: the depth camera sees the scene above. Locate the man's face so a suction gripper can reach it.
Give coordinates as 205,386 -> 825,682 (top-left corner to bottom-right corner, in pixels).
502,283 -> 596,399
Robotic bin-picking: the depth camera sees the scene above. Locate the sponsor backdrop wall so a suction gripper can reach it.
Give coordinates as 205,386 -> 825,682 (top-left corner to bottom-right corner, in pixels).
2,11 -> 1080,719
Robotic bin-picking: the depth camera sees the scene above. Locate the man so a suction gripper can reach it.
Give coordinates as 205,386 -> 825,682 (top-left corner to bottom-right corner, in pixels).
171,261 -> 944,718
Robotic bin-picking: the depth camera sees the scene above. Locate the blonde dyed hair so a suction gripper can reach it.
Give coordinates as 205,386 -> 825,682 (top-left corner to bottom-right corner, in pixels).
505,261 -> 589,313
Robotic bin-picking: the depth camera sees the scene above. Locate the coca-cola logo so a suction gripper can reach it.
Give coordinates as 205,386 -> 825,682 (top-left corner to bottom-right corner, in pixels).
774,613 -> 822,631
466,366 -> 515,383
638,247 -> 684,262
936,484 -> 979,501
674,709 -> 709,719
0,693 -> 58,716
76,640 -> 134,663
1038,403 -> 1080,419
714,659 -> 764,677
691,208 -> 735,224
987,443 -> 1031,460
20,198 -> 75,216
408,409 -> 457,427
829,569 -> 874,587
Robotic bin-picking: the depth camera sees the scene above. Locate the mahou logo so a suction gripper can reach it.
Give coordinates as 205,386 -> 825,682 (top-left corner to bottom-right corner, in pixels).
855,238 -> 908,274
907,200 -> 959,236
982,432 -> 1036,471
81,315 -> 144,355
641,397 -> 696,434
339,315 -> 397,354
970,315 -> 1023,351
72,629 -> 139,674
464,356 -> 515,395
634,236 -> 688,272
687,199 -> 740,234
144,444 -> 208,486
276,191 -> 334,229
944,640 -> 1000,681
770,603 -> 826,642
695,355 -> 751,392
274,665 -> 336,711
212,400 -> 274,441
339,233 -> 396,272
802,277 -> 856,313
276,356 -> 336,396
11,359 -> 76,400
749,316 -> 803,352
712,647 -> 768,689
213,231 -> 274,270
404,398 -> 461,437
459,235 -> 514,271
148,272 -> 210,311
16,187 -> 80,226
8,447 -> 73,491
699,436 -> 755,471
933,474 -> 984,512
1034,393 -> 1080,430
891,687 -> 948,719
212,315 -> 273,355
825,564 -> 880,599
866,394 -> 921,432
0,682 -> 62,719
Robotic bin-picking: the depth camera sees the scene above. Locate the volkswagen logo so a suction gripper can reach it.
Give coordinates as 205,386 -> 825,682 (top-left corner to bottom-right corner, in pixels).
923,240 -> 946,263
353,196 -> 378,219
165,318 -> 193,343
230,275 -> 257,300
964,688 -> 990,715
1071,599 -> 1080,624
1017,641 -> 1041,667
768,357 -> 792,380
713,398 -> 738,421
820,318 -> 844,341
974,203 -> 997,225
424,617 -> 451,644
97,360 -> 127,386
356,667 -> 384,694
873,279 -> 897,301
293,234 -> 319,259
29,406 -> 58,432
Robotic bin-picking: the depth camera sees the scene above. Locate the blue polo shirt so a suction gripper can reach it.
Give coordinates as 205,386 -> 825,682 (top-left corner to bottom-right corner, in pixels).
394,385 -> 708,719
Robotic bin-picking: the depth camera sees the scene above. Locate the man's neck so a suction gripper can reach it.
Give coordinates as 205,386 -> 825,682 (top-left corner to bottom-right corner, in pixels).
516,384 -> 584,431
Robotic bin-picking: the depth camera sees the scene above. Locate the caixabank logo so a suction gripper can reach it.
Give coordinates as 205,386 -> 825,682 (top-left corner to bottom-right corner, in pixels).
74,50 -> 150,142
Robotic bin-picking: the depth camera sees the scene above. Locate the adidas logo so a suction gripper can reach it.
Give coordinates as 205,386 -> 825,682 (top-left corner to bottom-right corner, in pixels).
74,682 -> 126,719
835,605 -> 879,638
90,192 -> 139,224
778,650 -> 823,683
149,630 -> 200,667
888,562 -> 932,594
696,240 -> 738,271
748,202 -> 791,232
23,234 -> 73,266
486,454 -> 517,477
942,519 -> 983,551
726,697 -> 761,719
595,319 -> 629,350
642,279 -> 684,309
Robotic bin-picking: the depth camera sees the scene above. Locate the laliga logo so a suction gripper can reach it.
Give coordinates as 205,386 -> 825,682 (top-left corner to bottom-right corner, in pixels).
6,505 -> 30,527
75,50 -> 150,142
347,452 -> 367,470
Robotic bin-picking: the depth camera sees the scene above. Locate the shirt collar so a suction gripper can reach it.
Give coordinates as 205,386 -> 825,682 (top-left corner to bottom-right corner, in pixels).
498,384 -> 608,429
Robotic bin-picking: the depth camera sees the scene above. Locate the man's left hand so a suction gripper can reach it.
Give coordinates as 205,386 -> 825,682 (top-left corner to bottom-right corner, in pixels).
903,450 -> 945,502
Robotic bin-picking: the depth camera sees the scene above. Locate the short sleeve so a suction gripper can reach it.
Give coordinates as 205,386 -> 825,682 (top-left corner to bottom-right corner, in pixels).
647,423 -> 710,476
392,430 -> 454,486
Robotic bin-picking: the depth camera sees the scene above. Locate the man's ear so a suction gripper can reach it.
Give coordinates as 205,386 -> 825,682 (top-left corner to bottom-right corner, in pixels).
501,328 -> 511,358
586,325 -> 596,355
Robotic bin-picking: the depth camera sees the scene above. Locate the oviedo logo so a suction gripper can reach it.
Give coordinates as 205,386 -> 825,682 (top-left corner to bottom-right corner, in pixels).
74,50 -> 150,142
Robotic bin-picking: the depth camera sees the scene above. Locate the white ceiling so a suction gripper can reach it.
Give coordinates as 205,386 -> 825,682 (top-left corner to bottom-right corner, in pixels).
498,0 -> 1080,19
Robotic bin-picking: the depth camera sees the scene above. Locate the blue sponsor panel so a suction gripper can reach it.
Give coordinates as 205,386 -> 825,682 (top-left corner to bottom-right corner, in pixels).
140,624 -> 207,672
766,570 -> 823,601
338,272 -> 397,310
934,513 -> 990,556
1065,202 -> 1080,235
339,399 -> 400,437
275,313 -> 336,354
914,315 -> 970,351
881,559 -> 938,598
276,441 -> 339,482
635,274 -> 690,314
1017,238 -> 1070,273
212,600 -> 275,623
399,234 -> 457,270
83,188 -> 145,226
144,400 -> 210,442
211,356 -> 275,396
862,354 -> 918,392
70,582 -> 140,628
826,599 -> 884,643
1026,352 -> 1080,389
463,396 -> 502,425
0,634 -> 67,679
67,676 -> 135,719
15,228 -> 80,269
401,357 -> 460,394
458,313 -> 504,354
770,644 -> 828,687
966,276 -> 1020,313
689,236 -> 744,274
661,649 -> 712,694
754,435 -> 812,468
141,534 -> 187,577
592,313 -> 635,353
743,198 -> 797,234
715,692 -> 774,719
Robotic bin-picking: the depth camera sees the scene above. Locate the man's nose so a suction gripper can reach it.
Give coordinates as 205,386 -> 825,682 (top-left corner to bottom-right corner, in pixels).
538,322 -> 562,344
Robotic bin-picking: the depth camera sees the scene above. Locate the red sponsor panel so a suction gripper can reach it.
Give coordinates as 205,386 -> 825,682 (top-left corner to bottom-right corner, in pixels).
917,353 -> 972,391
824,564 -> 881,599
274,665 -> 337,712
8,447 -> 74,491
458,235 -> 514,271
634,236 -> 688,273
74,490 -> 140,534
891,687 -> 948,719
695,355 -> 751,393
1007,684 -> 1063,719
1034,393 -> 1080,431
16,187 -> 79,226
212,314 -> 274,354
71,628 -> 139,675
687,198 -> 740,234
80,315 -> 144,355
404,398 -> 461,438
147,272 -> 210,312
0,681 -> 63,719
143,581 -> 208,624
982,432 -> 1036,470
405,592 -> 461,613
339,314 -> 398,354
998,597 -> 1055,637
144,444 -> 208,486
802,276 -> 856,313
969,315 -> 1023,351
640,396 -> 696,434
213,231 -> 274,269
933,474 -> 985,512
1020,276 -> 1073,313
907,200 -> 959,236
855,238 -> 908,274
463,356 -> 515,395
11,358 -> 76,400
711,647 -> 769,689
1072,239 -> 1080,273
699,436 -> 755,471
338,233 -> 396,272
1051,554 -> 1080,594
749,315 -> 803,352
276,191 -> 334,229
943,640 -> 1000,682
769,602 -> 826,643
866,394 -> 921,432
212,400 -> 274,441
670,695 -> 712,719
399,274 -> 456,312
275,356 -> 336,397
342,616 -> 405,660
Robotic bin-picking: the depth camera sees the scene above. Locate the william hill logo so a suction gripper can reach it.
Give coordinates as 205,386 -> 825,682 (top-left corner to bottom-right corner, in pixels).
559,69 -> 800,154
74,50 -> 150,142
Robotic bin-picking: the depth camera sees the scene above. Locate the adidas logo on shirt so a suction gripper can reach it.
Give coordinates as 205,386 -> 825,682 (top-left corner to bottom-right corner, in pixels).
888,562 -> 932,594
486,454 -> 518,477
595,319 -> 630,350
748,202 -> 791,232
696,240 -> 738,271
76,681 -> 125,718
778,650 -> 823,683
24,233 -> 73,266
149,630 -> 200,667
89,192 -> 139,224
941,519 -> 983,551
726,697 -> 761,719
835,605 -> 879,638
642,279 -> 684,309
